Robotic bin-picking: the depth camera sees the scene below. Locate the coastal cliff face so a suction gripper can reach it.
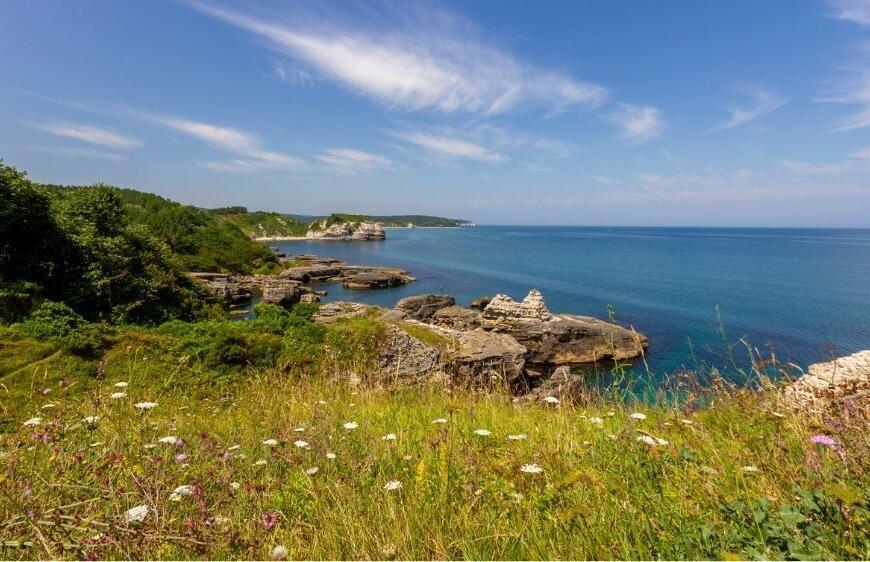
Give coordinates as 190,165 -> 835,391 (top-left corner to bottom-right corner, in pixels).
306,220 -> 386,241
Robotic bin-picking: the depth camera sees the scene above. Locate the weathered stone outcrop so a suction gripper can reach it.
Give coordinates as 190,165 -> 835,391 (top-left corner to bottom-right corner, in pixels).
395,295 -> 455,322
431,305 -> 482,331
515,365 -> 587,403
343,271 -> 414,290
470,296 -> 492,310
188,272 -> 315,310
260,284 -> 304,308
782,350 -> 870,410
306,220 -> 385,241
444,329 -> 527,384
480,290 -> 646,365
311,301 -> 375,324
377,325 -> 441,379
279,265 -> 342,283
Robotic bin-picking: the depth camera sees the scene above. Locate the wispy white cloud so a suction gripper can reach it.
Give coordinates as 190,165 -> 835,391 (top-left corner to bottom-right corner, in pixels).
819,44 -> 870,131
709,88 -> 788,131
31,122 -> 141,149
189,1 -> 608,114
147,114 -> 302,172
851,146 -> 870,159
390,130 -> 504,162
317,148 -> 392,174
607,104 -> 666,143
829,0 -> 870,26
637,173 -> 677,188
780,159 -> 844,175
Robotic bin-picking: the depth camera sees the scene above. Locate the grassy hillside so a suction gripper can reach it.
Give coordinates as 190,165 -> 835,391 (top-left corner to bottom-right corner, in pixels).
213,210 -> 309,239
0,308 -> 867,560
371,215 -> 472,227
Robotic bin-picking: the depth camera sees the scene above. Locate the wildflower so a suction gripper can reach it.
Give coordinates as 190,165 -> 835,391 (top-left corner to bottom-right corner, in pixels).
114,382 -> 128,388
771,411 -> 785,418
169,485 -> 194,501
474,429 -> 492,436
111,392 -> 127,399
382,433 -> 397,441
174,453 -> 188,462
636,435 -> 668,446
383,480 -> 402,491
23,417 -> 42,427
90,441 -> 103,447
305,466 -> 319,476
629,412 -> 647,420
325,452 -> 336,459
507,434 -> 528,441
271,545 -> 288,560
293,427 -> 305,432
254,459 -> 268,466
227,444 -> 241,451
680,418 -> 694,425
543,396 -> 560,404
741,465 -> 759,473
588,417 -> 604,425
134,402 -> 158,410
124,504 -> 149,524
262,439 -> 279,447
158,436 -> 179,444
431,418 -> 448,424
260,510 -> 280,531
230,482 -> 241,490
41,403 -> 55,409
606,411 -> 616,417
520,463 -> 544,474
811,434 -> 837,447
293,440 -> 309,449
343,421 -> 358,430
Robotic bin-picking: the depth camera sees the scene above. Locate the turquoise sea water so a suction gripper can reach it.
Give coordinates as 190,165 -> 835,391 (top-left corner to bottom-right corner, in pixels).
273,227 -> 870,377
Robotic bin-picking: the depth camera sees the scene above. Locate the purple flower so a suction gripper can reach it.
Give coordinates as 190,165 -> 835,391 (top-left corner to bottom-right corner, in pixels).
174,453 -> 188,462
260,510 -> 280,531
811,434 -> 837,447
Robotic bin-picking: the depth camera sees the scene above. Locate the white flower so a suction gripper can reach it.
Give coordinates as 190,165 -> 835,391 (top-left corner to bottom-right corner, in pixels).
383,480 -> 402,491
134,402 -> 158,410
158,436 -> 179,444
741,465 -> 759,473
318,400 -> 326,405
305,466 -> 319,476
254,459 -> 268,466
293,427 -> 305,432
543,396 -> 560,404
507,434 -> 528,441
90,441 -> 104,447
325,452 -> 336,459
230,482 -> 241,490
23,417 -> 42,427
771,411 -> 785,418
473,429 -> 491,436
293,440 -> 309,449
169,485 -> 194,501
111,392 -> 127,399
271,545 -> 288,561
41,403 -> 55,409
636,435 -> 669,446
124,504 -> 149,523
262,439 -> 279,447
382,433 -> 397,441
606,411 -> 616,417
680,418 -> 694,425
143,444 -> 157,450
343,421 -> 358,430
82,416 -> 100,424
431,418 -> 448,424
227,445 -> 241,451
629,412 -> 647,420
520,463 -> 544,474
114,382 -> 128,388
588,417 -> 604,424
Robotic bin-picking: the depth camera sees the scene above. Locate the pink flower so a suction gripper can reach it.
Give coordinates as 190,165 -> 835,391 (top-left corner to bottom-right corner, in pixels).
174,453 -> 188,462
811,434 -> 837,447
260,510 -> 280,531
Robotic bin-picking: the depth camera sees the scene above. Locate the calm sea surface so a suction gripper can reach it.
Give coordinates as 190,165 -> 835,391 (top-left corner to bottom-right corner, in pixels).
272,227 -> 870,377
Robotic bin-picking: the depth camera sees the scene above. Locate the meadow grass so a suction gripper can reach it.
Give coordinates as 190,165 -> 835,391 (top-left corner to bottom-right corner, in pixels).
1,326 -> 868,560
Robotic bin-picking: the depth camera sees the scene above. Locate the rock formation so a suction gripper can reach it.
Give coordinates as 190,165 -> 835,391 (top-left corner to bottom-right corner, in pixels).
445,329 -> 527,385
377,325 -> 442,380
306,220 -> 385,241
395,295 -> 455,322
188,272 -> 317,310
783,350 -> 870,410
482,289 -> 552,321
343,271 -> 414,289
279,255 -> 414,290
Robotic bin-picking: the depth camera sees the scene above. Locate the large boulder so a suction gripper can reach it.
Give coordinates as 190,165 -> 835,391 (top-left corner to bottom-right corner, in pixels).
782,350 -> 870,410
377,325 -> 442,379
431,305 -> 482,331
280,265 -> 342,283
395,294 -> 455,322
259,284 -> 304,309
444,329 -> 527,385
480,290 -> 646,365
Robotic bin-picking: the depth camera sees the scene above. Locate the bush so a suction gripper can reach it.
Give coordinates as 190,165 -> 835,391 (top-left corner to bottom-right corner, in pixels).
17,301 -> 105,355
0,280 -> 41,323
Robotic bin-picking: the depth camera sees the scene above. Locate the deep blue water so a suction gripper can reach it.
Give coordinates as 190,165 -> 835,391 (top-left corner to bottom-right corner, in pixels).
272,227 -> 870,376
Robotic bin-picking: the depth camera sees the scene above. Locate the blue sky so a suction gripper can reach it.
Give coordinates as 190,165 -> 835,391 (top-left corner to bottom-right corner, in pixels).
2,0 -> 870,226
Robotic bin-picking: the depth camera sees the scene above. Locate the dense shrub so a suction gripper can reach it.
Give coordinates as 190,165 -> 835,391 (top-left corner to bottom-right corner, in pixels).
0,280 -> 41,323
17,301 -> 105,355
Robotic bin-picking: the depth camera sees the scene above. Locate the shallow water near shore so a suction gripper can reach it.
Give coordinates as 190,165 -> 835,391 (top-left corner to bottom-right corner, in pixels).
271,226 -> 870,379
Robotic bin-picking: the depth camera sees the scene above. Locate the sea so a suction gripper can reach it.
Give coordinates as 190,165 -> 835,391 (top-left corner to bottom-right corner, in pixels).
271,226 -> 870,379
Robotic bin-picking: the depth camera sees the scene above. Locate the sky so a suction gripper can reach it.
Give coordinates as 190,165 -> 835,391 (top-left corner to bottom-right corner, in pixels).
2,0 -> 870,227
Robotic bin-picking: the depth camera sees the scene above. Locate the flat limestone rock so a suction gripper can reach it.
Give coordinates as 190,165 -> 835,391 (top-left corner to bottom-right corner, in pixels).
343,271 -> 414,290
395,294 -> 455,321
444,329 -> 527,384
783,350 -> 870,409
377,325 -> 441,379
